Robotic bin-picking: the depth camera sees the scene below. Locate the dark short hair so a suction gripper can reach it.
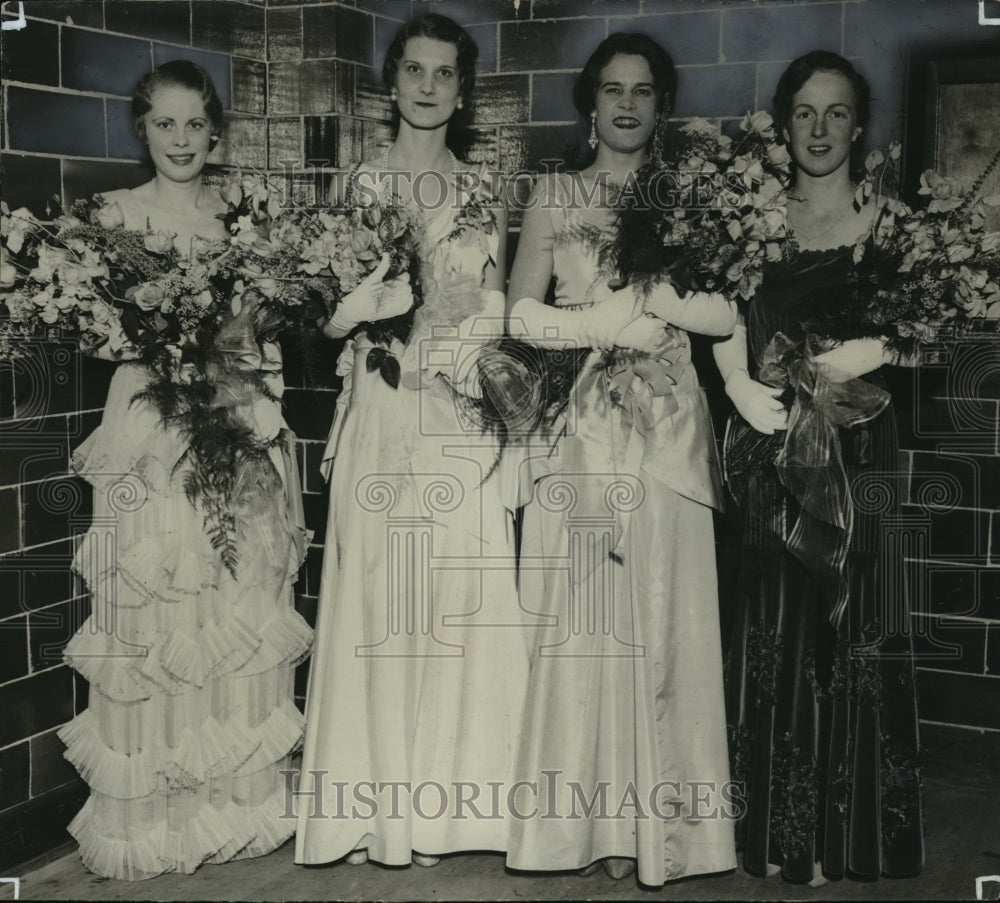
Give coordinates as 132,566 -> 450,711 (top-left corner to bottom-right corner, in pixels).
772,50 -> 871,131
382,13 -> 478,100
573,32 -> 677,118
131,59 -> 224,142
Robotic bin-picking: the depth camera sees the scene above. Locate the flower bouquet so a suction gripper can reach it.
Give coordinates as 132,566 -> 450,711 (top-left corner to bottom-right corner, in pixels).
223,168 -> 427,385
1,198 -> 231,360
479,113 -> 792,446
726,144 -> 1000,628
614,110 -> 792,304
835,143 -> 1000,356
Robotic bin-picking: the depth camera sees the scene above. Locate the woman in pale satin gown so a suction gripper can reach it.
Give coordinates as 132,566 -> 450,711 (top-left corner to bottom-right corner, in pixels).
294,14 -> 528,868
60,60 -> 311,881
504,33 -> 739,886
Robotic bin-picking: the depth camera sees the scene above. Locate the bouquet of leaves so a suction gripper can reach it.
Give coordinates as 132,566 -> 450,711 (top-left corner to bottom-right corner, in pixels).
832,143 -> 1000,357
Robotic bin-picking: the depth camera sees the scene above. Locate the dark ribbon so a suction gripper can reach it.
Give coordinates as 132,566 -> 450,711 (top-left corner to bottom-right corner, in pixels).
728,332 -> 890,627
365,345 -> 400,389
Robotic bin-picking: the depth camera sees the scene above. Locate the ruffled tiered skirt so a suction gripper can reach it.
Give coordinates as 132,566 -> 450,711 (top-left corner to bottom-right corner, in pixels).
60,364 -> 312,880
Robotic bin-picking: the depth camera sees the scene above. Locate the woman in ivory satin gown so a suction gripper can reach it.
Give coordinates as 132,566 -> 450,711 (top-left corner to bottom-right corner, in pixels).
504,33 -> 740,887
294,13 -> 528,869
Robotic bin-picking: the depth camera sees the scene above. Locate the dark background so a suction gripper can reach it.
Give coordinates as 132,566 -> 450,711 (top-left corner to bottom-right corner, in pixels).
2,0 -> 999,873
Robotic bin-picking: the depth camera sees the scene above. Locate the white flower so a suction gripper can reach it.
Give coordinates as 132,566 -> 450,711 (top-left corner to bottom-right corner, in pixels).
30,244 -> 70,282
1,206 -> 39,255
93,201 -> 125,230
741,110 -> 776,138
144,229 -> 176,254
0,249 -> 17,287
131,282 -> 166,312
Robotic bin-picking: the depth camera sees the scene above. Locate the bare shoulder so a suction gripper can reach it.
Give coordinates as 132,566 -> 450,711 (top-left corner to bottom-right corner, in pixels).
98,186 -> 138,204
202,185 -> 229,216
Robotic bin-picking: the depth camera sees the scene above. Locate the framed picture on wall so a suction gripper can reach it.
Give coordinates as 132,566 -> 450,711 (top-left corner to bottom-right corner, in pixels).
905,51 -> 1000,231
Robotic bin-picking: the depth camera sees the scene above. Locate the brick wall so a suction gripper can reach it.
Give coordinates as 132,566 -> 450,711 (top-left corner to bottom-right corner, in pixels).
1,0 -> 997,872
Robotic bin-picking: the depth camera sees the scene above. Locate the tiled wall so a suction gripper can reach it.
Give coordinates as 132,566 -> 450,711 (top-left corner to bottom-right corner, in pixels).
1,0 -> 998,872
278,0 -> 1000,743
0,0 -> 271,871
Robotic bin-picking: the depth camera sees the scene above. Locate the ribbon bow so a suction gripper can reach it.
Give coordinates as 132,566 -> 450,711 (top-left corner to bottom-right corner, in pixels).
602,332 -> 687,559
606,350 -> 682,432
753,331 -> 890,626
366,345 -> 400,389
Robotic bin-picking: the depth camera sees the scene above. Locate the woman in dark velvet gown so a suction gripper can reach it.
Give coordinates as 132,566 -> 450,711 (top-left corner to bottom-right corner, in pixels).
713,51 -> 923,884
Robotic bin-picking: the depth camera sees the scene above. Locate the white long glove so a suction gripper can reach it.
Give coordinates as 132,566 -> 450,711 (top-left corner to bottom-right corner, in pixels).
635,282 -> 739,336
813,338 -> 906,382
726,369 -> 788,434
322,253 -> 414,338
507,289 -> 668,353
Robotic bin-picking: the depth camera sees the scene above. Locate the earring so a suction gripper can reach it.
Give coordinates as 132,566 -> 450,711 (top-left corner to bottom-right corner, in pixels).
649,114 -> 666,169
457,98 -> 463,110
390,88 -> 398,101
588,112 -> 598,150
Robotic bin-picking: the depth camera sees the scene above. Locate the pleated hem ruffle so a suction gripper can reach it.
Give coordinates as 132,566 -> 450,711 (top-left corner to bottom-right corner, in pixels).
62,364 -> 311,881
68,778 -> 297,882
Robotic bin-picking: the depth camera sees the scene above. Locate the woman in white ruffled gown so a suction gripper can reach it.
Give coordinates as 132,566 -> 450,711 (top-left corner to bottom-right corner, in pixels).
504,35 -> 739,886
59,61 -> 311,880
294,14 -> 527,868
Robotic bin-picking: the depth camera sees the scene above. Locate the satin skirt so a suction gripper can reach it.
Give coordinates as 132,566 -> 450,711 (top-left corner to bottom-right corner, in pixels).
295,347 -> 529,866
506,351 -> 737,887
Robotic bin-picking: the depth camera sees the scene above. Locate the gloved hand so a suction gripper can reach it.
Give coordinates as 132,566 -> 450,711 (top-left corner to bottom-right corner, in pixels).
812,338 -> 898,382
726,369 -> 788,434
324,253 -> 414,336
507,288 -> 666,351
613,312 -> 673,354
630,282 -> 739,336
